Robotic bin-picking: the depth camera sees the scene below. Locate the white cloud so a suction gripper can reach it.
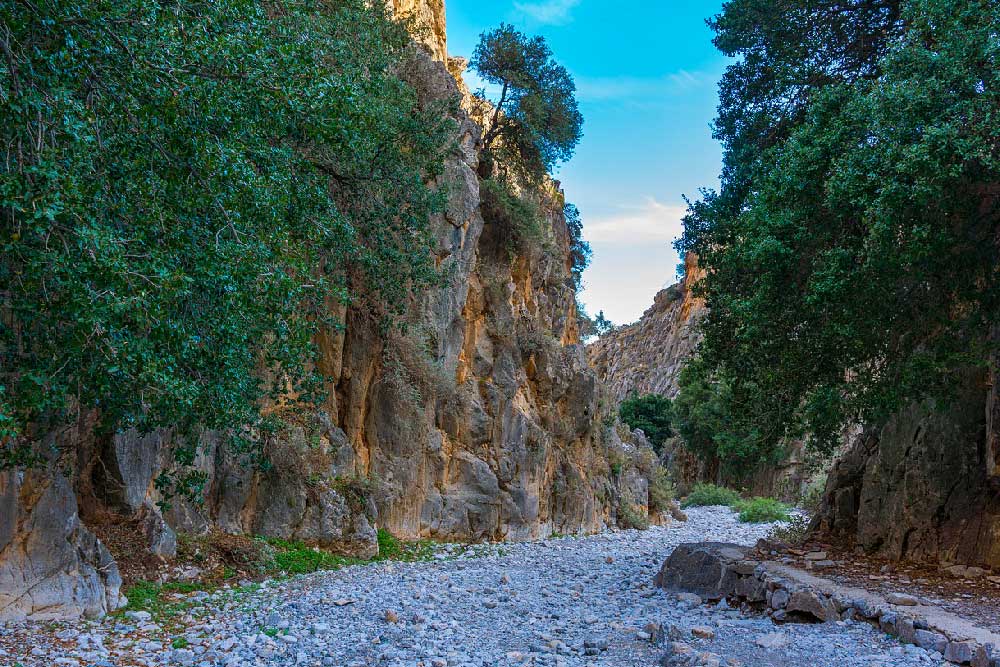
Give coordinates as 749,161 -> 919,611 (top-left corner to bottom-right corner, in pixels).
575,70 -> 708,102
513,0 -> 581,25
583,197 -> 686,245
578,198 -> 687,324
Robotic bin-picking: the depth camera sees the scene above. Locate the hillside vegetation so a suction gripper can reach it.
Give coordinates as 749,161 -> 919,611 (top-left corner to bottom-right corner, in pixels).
675,0 -> 999,472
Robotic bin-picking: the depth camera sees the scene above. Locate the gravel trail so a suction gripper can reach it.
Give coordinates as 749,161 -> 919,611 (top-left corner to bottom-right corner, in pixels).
4,507 -> 942,667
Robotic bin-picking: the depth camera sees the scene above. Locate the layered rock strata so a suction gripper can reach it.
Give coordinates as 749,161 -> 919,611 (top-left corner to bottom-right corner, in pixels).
587,252 -> 706,401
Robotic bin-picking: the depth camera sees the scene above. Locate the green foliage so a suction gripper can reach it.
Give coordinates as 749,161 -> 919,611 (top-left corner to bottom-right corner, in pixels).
564,203 -> 591,291
266,538 -> 363,575
0,0 -> 454,483
680,483 -> 741,508
479,177 -> 547,255
734,497 -> 791,524
470,24 -> 583,184
647,465 -> 675,514
376,528 -> 404,560
678,0 -> 1000,457
799,475 -> 827,514
617,502 -> 650,531
171,637 -> 189,650
579,308 -> 614,340
769,514 -> 811,545
618,393 -> 673,452
673,359 -> 784,476
121,579 -> 222,627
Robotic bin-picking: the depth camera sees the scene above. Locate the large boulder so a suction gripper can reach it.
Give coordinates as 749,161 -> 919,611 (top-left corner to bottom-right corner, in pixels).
654,542 -> 752,600
813,368 -> 1000,567
0,469 -> 123,621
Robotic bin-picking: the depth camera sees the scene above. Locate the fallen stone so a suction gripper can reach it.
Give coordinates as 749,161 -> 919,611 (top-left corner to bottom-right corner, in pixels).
945,640 -> 977,664
654,543 -> 747,600
754,632 -> 789,649
786,590 -> 839,622
886,593 -> 920,606
676,592 -> 704,606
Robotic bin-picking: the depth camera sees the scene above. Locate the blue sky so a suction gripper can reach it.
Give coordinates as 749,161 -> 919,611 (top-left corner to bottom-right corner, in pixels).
445,0 -> 729,325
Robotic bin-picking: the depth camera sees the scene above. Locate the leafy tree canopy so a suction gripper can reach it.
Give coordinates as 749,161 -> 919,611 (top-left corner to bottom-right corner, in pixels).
564,203 -> 591,290
0,0 -> 455,484
579,308 -> 613,340
470,23 -> 583,184
677,0 -> 1000,461
619,393 -> 673,452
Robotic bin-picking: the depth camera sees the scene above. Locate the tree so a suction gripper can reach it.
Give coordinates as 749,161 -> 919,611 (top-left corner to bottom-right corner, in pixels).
564,203 -> 591,290
470,24 -> 583,183
579,309 -> 613,340
619,393 -> 673,452
677,0 -> 1000,459
0,0 -> 454,490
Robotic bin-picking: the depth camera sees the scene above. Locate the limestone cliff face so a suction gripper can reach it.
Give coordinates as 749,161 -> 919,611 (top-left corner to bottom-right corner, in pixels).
814,369 -> 1000,567
389,0 -> 447,62
587,253 -> 706,401
0,7 -> 659,621
586,254 -> 817,501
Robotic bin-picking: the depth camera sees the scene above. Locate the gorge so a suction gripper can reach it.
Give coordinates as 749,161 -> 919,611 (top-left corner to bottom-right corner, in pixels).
1,1 -> 999,666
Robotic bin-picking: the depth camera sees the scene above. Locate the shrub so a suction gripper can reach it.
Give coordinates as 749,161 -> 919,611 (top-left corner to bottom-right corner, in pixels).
479,177 -> 547,256
618,393 -> 673,452
681,483 -> 741,508
618,502 -> 650,531
799,475 -> 827,514
647,465 -> 675,514
769,514 -> 810,545
734,497 -> 791,524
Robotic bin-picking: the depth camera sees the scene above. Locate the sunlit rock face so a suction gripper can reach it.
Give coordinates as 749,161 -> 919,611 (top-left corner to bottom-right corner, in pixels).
0,5 -> 659,621
388,0 -> 447,62
587,252 -> 707,401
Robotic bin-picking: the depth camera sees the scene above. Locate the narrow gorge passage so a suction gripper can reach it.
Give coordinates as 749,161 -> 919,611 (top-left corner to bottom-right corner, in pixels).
5,509 -> 932,667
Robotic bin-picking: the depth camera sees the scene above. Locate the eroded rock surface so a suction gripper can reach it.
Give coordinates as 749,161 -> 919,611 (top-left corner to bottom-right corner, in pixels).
814,369 -> 1000,568
0,469 -> 123,621
588,253 -> 706,401
0,2 -> 660,621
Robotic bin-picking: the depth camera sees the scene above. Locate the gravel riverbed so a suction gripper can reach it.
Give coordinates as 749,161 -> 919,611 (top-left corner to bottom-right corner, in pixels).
3,507 -> 945,667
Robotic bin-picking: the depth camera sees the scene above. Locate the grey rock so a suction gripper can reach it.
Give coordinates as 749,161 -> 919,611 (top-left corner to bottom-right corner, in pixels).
886,592 -> 920,606
0,468 -> 123,621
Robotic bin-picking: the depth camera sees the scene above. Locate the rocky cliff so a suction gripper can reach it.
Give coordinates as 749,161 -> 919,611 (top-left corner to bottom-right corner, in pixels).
587,254 -> 821,500
389,0 -> 447,61
814,368 -> 1000,568
587,253 -> 706,401
0,2 -> 662,622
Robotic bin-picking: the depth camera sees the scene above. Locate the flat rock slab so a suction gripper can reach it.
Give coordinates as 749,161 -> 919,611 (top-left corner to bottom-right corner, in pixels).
655,542 -> 1000,666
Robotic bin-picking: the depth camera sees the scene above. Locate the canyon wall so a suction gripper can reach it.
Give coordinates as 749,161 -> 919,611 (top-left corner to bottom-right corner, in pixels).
0,2 -> 661,622
814,369 -> 1000,567
586,254 -> 816,500
587,253 -> 706,401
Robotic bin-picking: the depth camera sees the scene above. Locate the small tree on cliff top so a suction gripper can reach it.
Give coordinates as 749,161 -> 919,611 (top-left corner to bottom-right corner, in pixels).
470,24 -> 583,183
